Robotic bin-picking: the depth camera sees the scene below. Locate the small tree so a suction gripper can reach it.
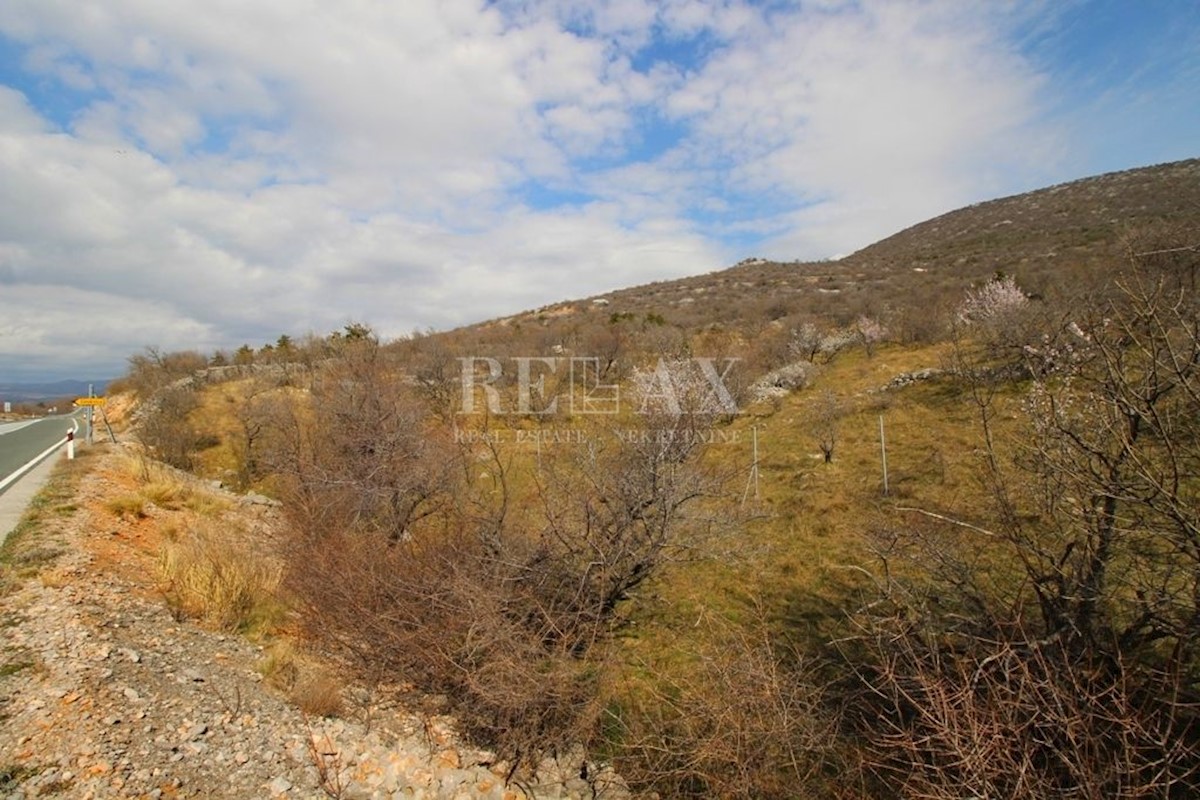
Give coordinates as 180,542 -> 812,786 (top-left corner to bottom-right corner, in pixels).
854,315 -> 887,357
955,273 -> 1031,357
814,390 -> 842,463
233,344 -> 255,366
789,322 -> 823,362
850,240 -> 1200,797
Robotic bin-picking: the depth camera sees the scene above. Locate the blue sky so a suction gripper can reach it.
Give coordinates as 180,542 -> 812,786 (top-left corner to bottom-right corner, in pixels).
0,0 -> 1196,381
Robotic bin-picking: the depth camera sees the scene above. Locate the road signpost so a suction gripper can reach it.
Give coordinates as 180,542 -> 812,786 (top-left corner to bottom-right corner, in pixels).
74,393 -> 105,444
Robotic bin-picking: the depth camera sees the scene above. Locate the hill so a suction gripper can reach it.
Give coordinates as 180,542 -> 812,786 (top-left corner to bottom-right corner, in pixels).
9,157 -> 1199,799
467,158 -> 1198,343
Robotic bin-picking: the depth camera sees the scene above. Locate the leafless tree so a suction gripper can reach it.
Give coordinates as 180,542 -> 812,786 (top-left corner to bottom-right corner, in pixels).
814,390 -> 842,463
270,336 -> 462,543
276,342 -> 739,769
847,239 -> 1200,797
789,322 -> 823,362
137,385 -> 202,470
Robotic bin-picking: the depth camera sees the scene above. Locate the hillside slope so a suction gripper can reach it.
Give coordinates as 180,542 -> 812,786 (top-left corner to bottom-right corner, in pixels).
468,158 -> 1198,340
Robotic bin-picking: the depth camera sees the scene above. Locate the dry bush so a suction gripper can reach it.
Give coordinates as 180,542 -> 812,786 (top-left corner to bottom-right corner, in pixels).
124,347 -> 209,397
137,385 -> 204,470
848,610 -> 1200,799
272,337 -> 606,759
284,523 -> 603,759
227,378 -> 285,490
610,605 -> 850,799
894,297 -> 951,344
842,238 -> 1200,797
158,520 -> 283,635
266,338 -> 461,543
812,390 -> 843,463
277,361 -> 733,766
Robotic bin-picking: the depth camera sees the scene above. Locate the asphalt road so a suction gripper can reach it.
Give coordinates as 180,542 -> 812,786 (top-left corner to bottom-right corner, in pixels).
0,413 -> 81,496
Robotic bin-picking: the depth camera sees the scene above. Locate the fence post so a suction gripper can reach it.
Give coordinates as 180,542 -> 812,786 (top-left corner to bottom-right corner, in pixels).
879,415 -> 888,496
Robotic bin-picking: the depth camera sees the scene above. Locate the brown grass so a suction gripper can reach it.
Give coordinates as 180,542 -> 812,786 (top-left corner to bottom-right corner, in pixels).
157,520 -> 284,635
103,494 -> 147,520
257,640 -> 343,718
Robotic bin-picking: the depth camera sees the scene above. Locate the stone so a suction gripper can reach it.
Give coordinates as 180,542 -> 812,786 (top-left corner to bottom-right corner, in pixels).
266,776 -> 293,795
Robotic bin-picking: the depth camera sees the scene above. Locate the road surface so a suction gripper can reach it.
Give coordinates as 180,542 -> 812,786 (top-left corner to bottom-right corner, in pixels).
0,413 -> 84,545
0,414 -> 81,495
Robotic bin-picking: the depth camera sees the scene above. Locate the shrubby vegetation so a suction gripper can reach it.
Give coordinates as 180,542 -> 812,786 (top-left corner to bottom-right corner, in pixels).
118,213 -> 1200,796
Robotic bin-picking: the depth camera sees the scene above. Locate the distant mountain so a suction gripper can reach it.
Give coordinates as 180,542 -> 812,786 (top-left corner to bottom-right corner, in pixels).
0,379 -> 110,404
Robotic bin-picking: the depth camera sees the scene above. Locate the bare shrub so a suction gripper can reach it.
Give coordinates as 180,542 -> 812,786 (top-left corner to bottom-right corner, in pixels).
227,379 -> 283,489
124,347 -> 209,397
267,338 -> 462,543
284,521 -> 603,760
895,296 -> 952,344
611,603 -> 848,799
846,241 -> 1200,797
526,413 -> 731,654
400,332 -> 464,421
813,390 -> 843,463
280,386 -> 732,766
850,608 -> 1200,799
137,385 -> 204,470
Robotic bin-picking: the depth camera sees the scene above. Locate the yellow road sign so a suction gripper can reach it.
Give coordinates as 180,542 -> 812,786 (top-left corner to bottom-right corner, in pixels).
74,397 -> 107,407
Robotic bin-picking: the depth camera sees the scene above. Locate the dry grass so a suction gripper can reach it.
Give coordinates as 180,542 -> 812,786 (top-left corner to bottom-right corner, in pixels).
157,520 -> 284,636
257,640 -> 344,718
289,669 -> 344,718
103,494 -> 147,520
139,479 -> 184,508
112,451 -> 230,517
609,340 -> 1030,754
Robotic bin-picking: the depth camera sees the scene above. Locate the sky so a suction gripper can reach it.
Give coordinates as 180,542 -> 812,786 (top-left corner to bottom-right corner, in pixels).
0,0 -> 1197,382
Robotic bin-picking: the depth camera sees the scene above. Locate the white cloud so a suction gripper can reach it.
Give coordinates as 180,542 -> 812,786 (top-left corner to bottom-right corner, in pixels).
0,69 -> 727,378
0,0 -> 1189,381
661,0 -> 1060,257
0,284 -> 218,381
